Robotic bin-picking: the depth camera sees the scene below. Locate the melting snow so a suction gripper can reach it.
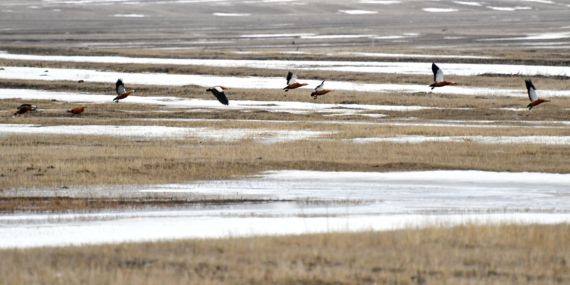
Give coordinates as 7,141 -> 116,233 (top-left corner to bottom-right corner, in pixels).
423,8 -> 459,12
5,53 -> 570,78
358,0 -> 400,3
0,124 -> 330,143
453,1 -> 482,6
112,14 -> 145,17
338,10 -> 378,14
351,135 -> 570,145
213,13 -> 251,16
1,170 -> 570,248
486,6 -> 532,11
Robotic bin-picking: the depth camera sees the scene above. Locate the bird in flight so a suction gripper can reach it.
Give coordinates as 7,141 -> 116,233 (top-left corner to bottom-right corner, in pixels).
113,79 -> 135,103
283,71 -> 308,92
206,86 -> 230,105
525,79 -> 550,110
67,106 -> 86,116
429,63 -> 455,90
310,81 -> 333,99
13,104 -> 36,117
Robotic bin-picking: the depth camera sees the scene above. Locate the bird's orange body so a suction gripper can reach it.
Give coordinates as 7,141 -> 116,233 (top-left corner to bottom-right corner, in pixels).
285,83 -> 308,90
67,106 -> 86,115
115,90 -> 134,101
13,104 -> 36,116
527,99 -> 550,108
14,106 -> 33,115
430,81 -> 455,88
311,90 -> 332,97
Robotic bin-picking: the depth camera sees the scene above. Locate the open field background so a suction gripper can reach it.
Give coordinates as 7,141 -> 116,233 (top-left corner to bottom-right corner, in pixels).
1,0 -> 570,279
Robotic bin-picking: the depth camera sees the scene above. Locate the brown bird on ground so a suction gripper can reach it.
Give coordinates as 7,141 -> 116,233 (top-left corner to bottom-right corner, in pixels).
310,81 -> 333,99
283,71 -> 308,92
67,106 -> 86,116
13,104 -> 36,117
206,86 -> 230,105
525,79 -> 550,110
429,63 -> 456,90
113,78 -> 135,103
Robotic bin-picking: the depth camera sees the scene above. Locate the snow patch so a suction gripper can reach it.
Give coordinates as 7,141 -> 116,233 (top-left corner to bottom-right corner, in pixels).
338,10 -> 378,14
112,14 -> 145,17
423,8 -> 459,12
213,13 -> 250,16
352,135 -> 570,145
453,1 -> 482,6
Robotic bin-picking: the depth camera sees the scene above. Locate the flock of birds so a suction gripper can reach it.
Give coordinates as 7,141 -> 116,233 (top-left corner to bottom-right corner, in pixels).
12,62 -> 550,117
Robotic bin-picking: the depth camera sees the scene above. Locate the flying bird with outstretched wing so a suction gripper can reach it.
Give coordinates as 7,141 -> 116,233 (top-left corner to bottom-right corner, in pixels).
206,86 -> 230,105
429,63 -> 456,90
283,71 -> 308,92
310,81 -> 333,99
113,78 -> 135,103
525,79 -> 550,110
13,104 -> 36,117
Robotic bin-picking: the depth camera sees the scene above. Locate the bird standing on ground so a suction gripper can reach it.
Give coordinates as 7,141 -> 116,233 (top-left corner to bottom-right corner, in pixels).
283,71 -> 308,92
113,78 -> 135,103
429,63 -> 456,90
206,86 -> 230,105
67,106 -> 86,116
525,79 -> 550,110
13,104 -> 36,117
310,81 -> 333,99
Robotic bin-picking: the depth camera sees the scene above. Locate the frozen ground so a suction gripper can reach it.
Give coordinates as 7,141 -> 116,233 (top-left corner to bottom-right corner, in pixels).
2,67 -> 570,97
2,53 -> 568,77
1,170 -> 570,248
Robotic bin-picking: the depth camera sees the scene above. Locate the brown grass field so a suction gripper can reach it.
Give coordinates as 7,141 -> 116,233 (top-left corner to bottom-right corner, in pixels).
1,223 -> 569,285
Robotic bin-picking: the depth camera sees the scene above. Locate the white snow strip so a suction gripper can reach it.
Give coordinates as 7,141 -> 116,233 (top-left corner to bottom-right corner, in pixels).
240,33 -> 315,38
6,53 -> 570,78
520,0 -> 554,3
112,14 -> 145,17
212,13 -> 250,16
1,67 -> 570,98
2,169 -> 570,248
336,52 -> 494,59
0,124 -> 330,143
479,32 -> 570,41
423,8 -> 459,12
352,135 -> 570,145
453,1 -> 482,6
486,6 -> 532,11
301,34 -> 376,39
358,0 -> 400,3
338,10 -> 378,14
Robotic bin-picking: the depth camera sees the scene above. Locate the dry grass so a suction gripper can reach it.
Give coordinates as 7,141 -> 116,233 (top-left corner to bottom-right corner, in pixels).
1,223 -> 569,284
2,133 -> 570,189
